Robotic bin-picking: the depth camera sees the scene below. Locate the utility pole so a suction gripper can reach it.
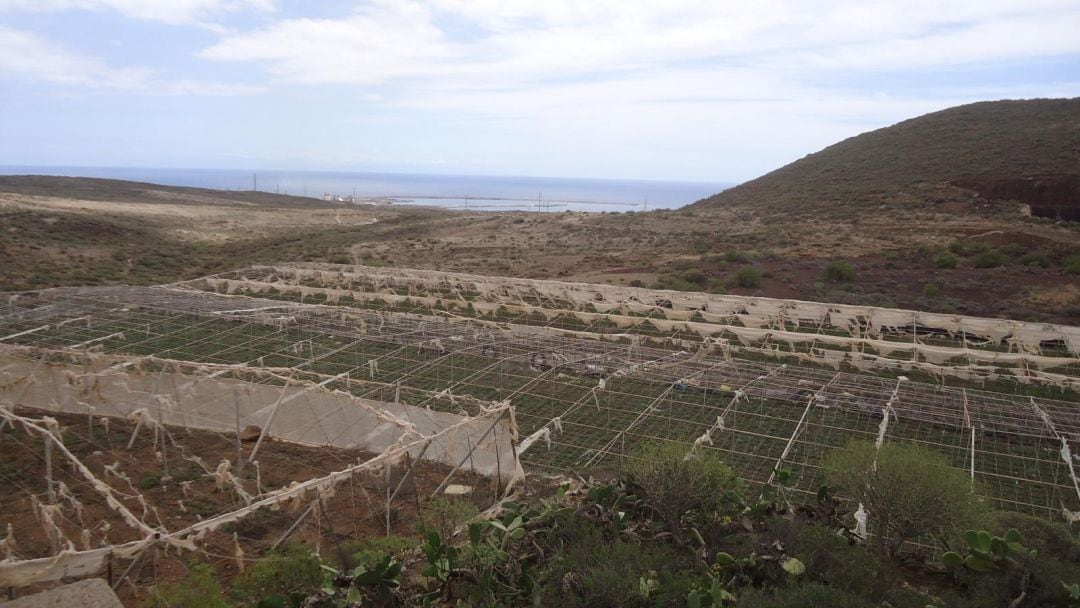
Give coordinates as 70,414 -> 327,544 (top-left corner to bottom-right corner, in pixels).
253,173 -> 257,191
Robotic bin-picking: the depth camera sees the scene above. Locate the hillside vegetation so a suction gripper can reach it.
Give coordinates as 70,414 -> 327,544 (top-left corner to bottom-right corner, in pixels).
691,98 -> 1080,218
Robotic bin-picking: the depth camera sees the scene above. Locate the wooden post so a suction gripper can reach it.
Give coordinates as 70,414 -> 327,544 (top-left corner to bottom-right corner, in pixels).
45,435 -> 56,504
234,392 -> 244,475
385,461 -> 393,536
270,500 -> 317,552
433,411 -> 505,496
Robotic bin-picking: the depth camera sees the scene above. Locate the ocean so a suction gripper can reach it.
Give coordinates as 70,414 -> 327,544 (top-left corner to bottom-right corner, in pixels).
0,166 -> 729,213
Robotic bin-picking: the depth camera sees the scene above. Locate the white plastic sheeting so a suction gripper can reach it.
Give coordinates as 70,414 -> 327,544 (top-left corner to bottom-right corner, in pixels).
0,349 -> 519,481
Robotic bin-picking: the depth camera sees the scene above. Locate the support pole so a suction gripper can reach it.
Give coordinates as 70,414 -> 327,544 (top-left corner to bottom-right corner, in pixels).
270,501 -> 317,552
233,392 -> 244,475
433,411 -> 505,496
385,462 -> 392,536
45,435 -> 56,504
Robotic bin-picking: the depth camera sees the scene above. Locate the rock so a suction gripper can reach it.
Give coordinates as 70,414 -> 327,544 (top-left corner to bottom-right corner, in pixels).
240,425 -> 262,441
0,578 -> 122,608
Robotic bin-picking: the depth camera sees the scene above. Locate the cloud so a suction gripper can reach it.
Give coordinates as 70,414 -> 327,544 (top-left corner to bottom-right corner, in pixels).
200,1 -> 456,84
0,26 -> 261,94
199,1 -> 1080,86
0,0 -> 274,25
187,0 -> 1080,179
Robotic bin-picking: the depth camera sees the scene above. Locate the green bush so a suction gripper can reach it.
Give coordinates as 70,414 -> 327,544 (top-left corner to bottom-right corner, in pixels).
334,535 -> 419,571
972,249 -> 1008,268
542,522 -> 699,608
1018,251 -> 1051,267
934,252 -> 958,268
723,250 -> 750,263
653,273 -> 700,292
681,268 -> 708,286
923,283 -> 940,297
950,240 -> 992,256
823,260 -> 855,282
792,524 -> 898,600
231,545 -> 323,607
417,496 -> 478,538
733,266 -> 762,288
984,511 -> 1080,562
823,440 -> 984,557
622,443 -> 743,542
146,562 -> 229,608
1000,243 -> 1025,257
1063,252 -> 1080,274
737,582 -> 874,608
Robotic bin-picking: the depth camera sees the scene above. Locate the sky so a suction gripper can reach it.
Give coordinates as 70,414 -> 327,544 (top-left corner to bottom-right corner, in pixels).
0,1 -> 1078,183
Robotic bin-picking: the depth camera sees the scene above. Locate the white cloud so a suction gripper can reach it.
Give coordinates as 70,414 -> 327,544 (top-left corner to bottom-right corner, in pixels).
0,0 -> 273,25
188,0 -> 1080,179
0,26 -> 261,94
200,0 -> 455,84
198,1 -> 1080,85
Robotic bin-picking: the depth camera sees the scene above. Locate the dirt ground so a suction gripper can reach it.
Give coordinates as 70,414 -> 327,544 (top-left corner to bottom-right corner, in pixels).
0,192 -> 384,243
2,178 -> 1079,323
0,408 -> 500,607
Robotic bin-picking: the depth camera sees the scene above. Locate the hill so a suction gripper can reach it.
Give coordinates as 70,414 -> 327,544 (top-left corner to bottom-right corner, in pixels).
0,175 -> 340,208
691,98 -> 1080,219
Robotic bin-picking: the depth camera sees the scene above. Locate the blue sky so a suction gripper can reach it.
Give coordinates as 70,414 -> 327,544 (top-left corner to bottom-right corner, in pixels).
1,1 -> 1078,182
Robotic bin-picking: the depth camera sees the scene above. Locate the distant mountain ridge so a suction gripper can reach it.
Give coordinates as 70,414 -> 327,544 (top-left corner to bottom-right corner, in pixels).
691,98 -> 1080,219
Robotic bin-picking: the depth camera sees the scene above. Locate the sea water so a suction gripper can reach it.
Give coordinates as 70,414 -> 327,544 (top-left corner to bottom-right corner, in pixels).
0,166 -> 729,213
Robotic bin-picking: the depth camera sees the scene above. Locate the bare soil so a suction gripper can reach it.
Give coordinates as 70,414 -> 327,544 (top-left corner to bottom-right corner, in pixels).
1,408 -> 498,607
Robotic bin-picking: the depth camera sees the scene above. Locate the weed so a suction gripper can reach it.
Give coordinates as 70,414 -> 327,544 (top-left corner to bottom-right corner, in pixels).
935,252 -> 958,268
733,266 -> 762,288
1063,252 -> 1080,274
823,260 -> 855,282
823,440 -> 984,558
146,562 -> 229,608
231,545 -> 323,607
1018,251 -> 1051,267
417,496 -> 478,539
622,442 -> 743,544
972,249 -> 1009,268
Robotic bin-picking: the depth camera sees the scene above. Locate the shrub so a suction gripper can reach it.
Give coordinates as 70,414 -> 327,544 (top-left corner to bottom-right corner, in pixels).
738,582 -> 874,608
681,268 -> 708,286
1018,251 -> 1050,267
628,279 -> 645,288
231,545 -> 323,607
934,252 -> 958,268
334,535 -> 419,571
542,522 -> 699,608
734,266 -> 762,288
1063,252 -> 1080,274
983,511 -> 1080,562
622,442 -> 743,542
417,496 -> 478,539
1000,243 -> 1025,257
972,249 -> 1008,268
823,440 -> 984,557
823,260 -> 855,282
653,273 -> 699,292
923,283 -> 940,297
950,240 -> 992,256
792,524 -> 898,600
723,250 -> 750,263
147,562 -> 229,608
